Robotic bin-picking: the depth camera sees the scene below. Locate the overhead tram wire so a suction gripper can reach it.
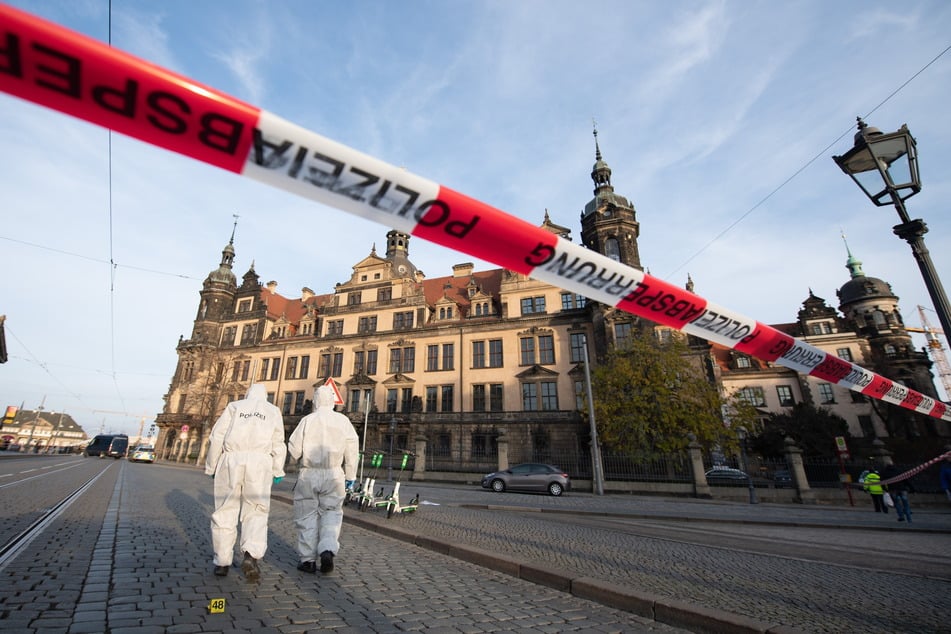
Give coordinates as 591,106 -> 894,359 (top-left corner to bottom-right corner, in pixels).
106,0 -> 128,418
666,43 -> 951,279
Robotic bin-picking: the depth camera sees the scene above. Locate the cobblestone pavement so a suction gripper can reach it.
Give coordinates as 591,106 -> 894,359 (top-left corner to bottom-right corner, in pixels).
314,479 -> 951,634
0,461 -> 687,634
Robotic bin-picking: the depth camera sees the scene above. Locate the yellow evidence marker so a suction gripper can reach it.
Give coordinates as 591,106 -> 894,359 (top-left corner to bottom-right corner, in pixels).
208,598 -> 226,614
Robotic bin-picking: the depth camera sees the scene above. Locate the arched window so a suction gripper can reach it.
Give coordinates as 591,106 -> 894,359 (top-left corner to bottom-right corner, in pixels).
604,237 -> 621,262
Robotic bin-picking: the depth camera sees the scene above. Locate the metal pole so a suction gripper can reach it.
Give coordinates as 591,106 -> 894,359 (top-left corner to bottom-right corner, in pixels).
890,196 -> 951,344
581,335 -> 604,495
388,417 -> 396,482
738,431 -> 758,504
358,393 -> 370,483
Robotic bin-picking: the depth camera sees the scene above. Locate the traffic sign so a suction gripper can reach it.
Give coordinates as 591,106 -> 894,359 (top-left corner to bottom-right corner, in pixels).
324,377 -> 345,406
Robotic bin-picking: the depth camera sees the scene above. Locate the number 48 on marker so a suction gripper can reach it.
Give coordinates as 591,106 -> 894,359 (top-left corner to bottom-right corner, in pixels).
208,598 -> 226,614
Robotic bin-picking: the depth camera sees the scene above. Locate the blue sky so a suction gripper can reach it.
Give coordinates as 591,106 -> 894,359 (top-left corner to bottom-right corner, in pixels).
2,0 -> 951,439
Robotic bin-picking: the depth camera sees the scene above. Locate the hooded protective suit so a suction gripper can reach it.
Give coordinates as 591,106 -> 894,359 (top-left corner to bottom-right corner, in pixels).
288,384 -> 359,563
205,383 -> 287,567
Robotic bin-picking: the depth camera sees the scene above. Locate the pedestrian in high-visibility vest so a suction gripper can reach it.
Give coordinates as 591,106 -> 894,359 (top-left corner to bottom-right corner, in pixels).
862,470 -> 888,514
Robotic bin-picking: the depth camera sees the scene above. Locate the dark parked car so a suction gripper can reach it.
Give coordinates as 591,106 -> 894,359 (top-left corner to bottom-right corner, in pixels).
704,466 -> 750,485
481,463 -> 570,496
773,469 -> 792,488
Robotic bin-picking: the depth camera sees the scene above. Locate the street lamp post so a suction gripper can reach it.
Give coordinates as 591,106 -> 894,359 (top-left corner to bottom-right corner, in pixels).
388,416 -> 397,482
833,118 -> 951,342
736,426 -> 758,505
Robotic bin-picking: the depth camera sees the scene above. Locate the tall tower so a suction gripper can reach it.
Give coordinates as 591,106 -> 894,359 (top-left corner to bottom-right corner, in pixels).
836,240 -> 939,437
192,223 -> 239,343
580,126 -> 642,269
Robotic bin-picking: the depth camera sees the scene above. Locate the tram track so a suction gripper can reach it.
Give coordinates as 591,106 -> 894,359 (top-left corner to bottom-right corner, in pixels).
0,461 -> 115,572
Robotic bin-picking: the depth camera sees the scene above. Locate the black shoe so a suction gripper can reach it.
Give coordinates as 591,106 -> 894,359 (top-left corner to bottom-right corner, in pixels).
319,550 -> 334,574
297,560 -> 317,574
241,552 -> 260,580
214,565 -> 229,576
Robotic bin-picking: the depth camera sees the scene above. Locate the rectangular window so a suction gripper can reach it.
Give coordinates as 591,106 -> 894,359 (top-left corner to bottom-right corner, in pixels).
222,326 -> 236,346
538,335 -> 554,364
541,381 -> 558,410
427,345 -> 439,371
435,433 -> 451,457
736,356 -> 752,369
520,337 -> 535,365
489,340 -> 503,367
393,311 -> 414,330
520,296 -> 546,315
386,389 -> 397,413
738,386 -> 766,407
231,360 -> 241,382
347,291 -> 361,306
442,343 -> 454,370
349,389 -> 361,413
473,384 -> 486,411
281,392 -> 304,416
358,316 -> 377,334
377,287 -> 392,302
269,357 -> 281,381
241,360 -> 250,381
299,355 -> 309,379
522,382 -> 538,411
426,387 -> 438,412
489,384 -> 503,411
776,385 -> 795,406
240,323 -> 256,344
285,357 -> 298,380
354,351 -> 365,375
472,341 -> 486,368
575,380 -> 585,410
259,358 -> 270,381
326,320 -> 344,336
818,383 -> 836,404
389,349 -> 401,374
570,333 -> 586,363
836,348 -> 853,362
402,347 -> 415,373
441,385 -> 454,412
561,292 -> 573,311
319,353 -> 331,378
614,323 -> 632,349
331,352 -> 343,377
237,299 -> 252,313
366,349 -> 378,375
401,388 -> 413,413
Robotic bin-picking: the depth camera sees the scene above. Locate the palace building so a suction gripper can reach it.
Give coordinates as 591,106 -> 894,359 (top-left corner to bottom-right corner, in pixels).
153,133 -> 946,467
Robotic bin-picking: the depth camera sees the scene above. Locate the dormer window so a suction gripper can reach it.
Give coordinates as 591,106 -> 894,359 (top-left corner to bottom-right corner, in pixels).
237,299 -> 252,313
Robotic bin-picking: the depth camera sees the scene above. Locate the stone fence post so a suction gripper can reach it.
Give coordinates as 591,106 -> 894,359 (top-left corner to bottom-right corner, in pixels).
413,435 -> 427,480
688,434 -> 712,499
784,436 -> 816,504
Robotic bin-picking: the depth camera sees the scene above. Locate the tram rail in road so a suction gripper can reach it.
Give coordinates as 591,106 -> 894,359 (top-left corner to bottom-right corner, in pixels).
0,456 -> 115,572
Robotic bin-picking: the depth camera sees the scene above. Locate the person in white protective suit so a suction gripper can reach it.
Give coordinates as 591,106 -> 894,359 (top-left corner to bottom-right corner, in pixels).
288,384 -> 359,574
204,383 -> 287,579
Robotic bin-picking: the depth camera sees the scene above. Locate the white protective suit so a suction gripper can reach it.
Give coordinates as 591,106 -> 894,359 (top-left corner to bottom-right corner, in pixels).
288,385 -> 359,560
205,383 -> 287,566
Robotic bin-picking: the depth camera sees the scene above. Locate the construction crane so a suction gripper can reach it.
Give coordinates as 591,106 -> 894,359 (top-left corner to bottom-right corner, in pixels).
905,305 -> 951,401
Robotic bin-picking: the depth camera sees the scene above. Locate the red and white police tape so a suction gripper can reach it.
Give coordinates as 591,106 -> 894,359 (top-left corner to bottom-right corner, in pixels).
1,3 -> 948,422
